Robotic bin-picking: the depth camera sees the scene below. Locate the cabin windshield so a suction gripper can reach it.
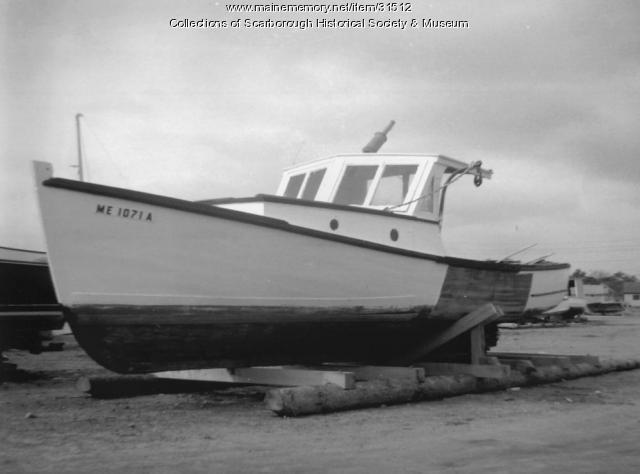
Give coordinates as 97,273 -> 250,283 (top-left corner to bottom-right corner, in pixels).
283,168 -> 327,200
333,165 -> 378,205
283,174 -> 305,198
370,164 -> 418,206
417,173 -> 437,213
416,165 -> 456,218
300,168 -> 325,200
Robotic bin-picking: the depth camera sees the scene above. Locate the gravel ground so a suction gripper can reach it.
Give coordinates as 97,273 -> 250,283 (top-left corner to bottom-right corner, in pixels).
2,311 -> 640,473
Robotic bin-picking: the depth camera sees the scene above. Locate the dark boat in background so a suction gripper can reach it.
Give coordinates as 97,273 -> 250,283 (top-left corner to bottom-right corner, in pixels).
0,246 -> 64,353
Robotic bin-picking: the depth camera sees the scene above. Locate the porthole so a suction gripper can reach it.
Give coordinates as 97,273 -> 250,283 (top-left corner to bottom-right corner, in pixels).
330,219 -> 339,231
390,229 -> 399,241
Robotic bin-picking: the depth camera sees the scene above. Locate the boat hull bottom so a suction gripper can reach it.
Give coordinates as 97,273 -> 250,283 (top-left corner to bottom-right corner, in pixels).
64,305 -> 499,373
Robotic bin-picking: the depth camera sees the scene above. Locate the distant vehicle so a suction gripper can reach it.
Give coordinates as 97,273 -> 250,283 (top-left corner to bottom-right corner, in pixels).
569,278 -> 625,315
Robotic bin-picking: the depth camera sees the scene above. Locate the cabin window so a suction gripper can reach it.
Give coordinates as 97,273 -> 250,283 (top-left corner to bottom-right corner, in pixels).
417,165 -> 453,217
333,165 -> 378,205
417,174 -> 436,213
370,165 -> 418,206
300,168 -> 326,200
283,174 -> 305,198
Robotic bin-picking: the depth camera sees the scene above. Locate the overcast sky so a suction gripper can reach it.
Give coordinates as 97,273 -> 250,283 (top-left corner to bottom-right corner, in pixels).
1,0 -> 639,275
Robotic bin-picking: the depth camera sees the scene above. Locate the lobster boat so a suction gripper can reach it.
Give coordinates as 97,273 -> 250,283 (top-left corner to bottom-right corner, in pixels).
33,128 -> 569,373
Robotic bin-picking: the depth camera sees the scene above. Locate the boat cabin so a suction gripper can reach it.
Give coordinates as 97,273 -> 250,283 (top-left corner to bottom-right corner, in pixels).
208,154 -> 491,255
276,154 -> 491,221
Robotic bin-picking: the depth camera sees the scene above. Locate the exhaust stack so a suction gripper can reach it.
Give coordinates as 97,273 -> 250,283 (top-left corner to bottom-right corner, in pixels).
362,120 -> 395,153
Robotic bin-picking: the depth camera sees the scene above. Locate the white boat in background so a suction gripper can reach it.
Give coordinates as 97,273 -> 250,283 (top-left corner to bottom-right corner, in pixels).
0,246 -> 64,353
511,261 -> 572,322
33,125 -> 570,373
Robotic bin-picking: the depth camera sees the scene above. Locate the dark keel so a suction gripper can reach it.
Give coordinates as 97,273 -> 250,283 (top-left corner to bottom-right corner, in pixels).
66,305 -> 503,374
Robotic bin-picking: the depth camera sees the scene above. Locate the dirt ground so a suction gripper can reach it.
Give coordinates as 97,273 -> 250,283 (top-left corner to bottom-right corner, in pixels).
2,312 -> 640,474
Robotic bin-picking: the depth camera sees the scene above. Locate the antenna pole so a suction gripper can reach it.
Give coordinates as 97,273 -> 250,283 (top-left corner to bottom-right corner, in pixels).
499,243 -> 537,262
75,113 -> 84,181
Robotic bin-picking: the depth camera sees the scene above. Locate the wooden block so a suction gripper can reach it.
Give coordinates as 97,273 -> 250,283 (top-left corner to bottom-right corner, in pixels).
288,365 -> 426,383
327,365 -> 426,383
416,362 -> 511,379
155,367 -> 356,389
352,366 -> 426,383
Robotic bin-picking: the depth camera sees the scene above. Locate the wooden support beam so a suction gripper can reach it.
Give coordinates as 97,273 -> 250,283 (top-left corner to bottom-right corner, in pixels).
415,362 -> 511,379
469,325 -> 485,365
154,367 -> 356,389
303,365 -> 426,383
392,303 -> 503,365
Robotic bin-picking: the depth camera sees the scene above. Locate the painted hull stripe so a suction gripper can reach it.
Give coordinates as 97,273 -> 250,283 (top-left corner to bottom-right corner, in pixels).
530,289 -> 568,298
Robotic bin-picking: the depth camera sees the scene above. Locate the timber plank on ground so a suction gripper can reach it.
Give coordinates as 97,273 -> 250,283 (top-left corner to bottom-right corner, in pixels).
154,367 -> 356,389
298,365 -> 426,383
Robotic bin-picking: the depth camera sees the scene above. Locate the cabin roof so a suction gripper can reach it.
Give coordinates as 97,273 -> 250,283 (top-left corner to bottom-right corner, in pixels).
283,153 -> 489,176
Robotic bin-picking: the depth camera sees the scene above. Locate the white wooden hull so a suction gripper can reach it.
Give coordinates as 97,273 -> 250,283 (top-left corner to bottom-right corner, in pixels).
35,173 -> 447,313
